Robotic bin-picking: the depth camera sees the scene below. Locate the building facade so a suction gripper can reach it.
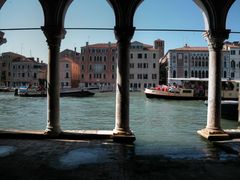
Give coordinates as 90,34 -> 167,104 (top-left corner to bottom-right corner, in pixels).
223,41 -> 240,79
79,39 -> 164,91
129,39 -> 164,91
60,49 -> 80,88
0,52 -> 47,87
160,45 -> 230,84
79,42 -> 117,91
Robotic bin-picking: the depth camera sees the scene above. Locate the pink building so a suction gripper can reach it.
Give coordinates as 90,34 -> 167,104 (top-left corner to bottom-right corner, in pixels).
79,42 -> 117,91
60,49 -> 80,88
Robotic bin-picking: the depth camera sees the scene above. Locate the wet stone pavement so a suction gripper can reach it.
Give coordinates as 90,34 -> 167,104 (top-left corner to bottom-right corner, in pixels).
1,138 -> 240,180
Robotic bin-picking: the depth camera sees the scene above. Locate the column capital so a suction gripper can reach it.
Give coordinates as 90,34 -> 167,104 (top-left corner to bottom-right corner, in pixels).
41,26 -> 66,47
114,26 -> 135,43
203,29 -> 230,51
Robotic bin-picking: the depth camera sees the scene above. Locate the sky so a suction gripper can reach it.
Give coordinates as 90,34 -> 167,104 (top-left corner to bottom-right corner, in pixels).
0,0 -> 240,63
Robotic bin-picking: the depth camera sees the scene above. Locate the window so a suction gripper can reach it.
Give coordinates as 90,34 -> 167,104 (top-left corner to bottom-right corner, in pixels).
231,50 -> 236,55
138,63 -> 142,68
173,70 -> 176,78
144,53 -> 147,59
130,53 -> 133,59
82,65 -> 84,70
231,72 -> 235,78
231,60 -> 235,68
66,72 -> 69,78
152,74 -> 157,79
129,74 -> 134,79
184,71 -> 188,78
224,71 -> 227,78
224,61 -> 227,68
81,56 -> 84,61
153,63 -> 156,69
143,74 -> 148,79
153,53 -> 156,59
137,74 -> 142,79
137,53 -> 142,59
130,63 -> 134,68
195,71 -> 198,77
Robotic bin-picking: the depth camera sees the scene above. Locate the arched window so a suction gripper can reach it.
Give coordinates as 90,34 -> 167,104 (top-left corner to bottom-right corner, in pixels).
231,60 -> 235,68
195,71 -> 198,77
206,71 -> 208,78
202,71 -> 205,78
191,71 -> 194,77
199,71 -> 201,78
173,70 -> 176,78
224,71 -> 227,78
66,72 -> 69,78
184,70 -> 188,78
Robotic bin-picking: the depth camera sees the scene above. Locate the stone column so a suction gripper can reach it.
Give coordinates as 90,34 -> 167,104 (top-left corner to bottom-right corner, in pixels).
39,0 -> 72,137
113,27 -> 135,135
42,28 -> 66,136
198,30 -> 230,140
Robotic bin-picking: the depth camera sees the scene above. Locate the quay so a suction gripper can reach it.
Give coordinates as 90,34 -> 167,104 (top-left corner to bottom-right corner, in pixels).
1,129 -> 240,180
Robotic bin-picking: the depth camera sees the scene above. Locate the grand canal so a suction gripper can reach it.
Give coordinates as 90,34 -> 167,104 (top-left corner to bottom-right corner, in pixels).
0,91 -> 239,159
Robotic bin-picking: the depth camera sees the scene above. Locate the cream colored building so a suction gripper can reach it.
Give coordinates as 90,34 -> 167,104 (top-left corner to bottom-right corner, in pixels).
224,41 -> 240,79
129,39 -> 164,91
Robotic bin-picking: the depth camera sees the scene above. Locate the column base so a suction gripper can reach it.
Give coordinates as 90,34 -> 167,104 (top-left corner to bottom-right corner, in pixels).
44,128 -> 61,138
113,128 -> 136,143
197,128 -> 230,141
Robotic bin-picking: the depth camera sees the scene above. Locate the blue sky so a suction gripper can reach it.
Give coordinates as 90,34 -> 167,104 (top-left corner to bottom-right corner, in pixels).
0,0 -> 240,63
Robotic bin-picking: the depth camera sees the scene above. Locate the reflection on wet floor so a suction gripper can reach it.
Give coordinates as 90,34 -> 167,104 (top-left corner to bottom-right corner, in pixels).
59,148 -> 109,169
0,146 -> 16,157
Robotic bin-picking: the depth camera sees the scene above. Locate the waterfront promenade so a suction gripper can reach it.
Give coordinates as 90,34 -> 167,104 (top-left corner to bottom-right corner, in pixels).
0,137 -> 240,180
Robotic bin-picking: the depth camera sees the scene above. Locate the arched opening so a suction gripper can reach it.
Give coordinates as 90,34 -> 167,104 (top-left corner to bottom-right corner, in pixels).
0,0 -> 47,130
60,0 -> 116,130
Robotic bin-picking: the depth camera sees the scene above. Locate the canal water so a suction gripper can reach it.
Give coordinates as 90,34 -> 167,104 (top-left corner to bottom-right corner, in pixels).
0,92 -> 239,159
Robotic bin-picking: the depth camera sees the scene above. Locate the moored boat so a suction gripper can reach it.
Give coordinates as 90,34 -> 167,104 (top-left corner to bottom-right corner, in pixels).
14,86 -> 94,97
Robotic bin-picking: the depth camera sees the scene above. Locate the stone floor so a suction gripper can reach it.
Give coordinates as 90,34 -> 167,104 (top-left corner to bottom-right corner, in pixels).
1,137 -> 240,180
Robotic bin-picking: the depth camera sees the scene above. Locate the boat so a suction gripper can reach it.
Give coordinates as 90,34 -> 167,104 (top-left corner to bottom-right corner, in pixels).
0,87 -> 14,92
145,85 -> 207,100
145,78 -> 238,100
14,86 -> 94,97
